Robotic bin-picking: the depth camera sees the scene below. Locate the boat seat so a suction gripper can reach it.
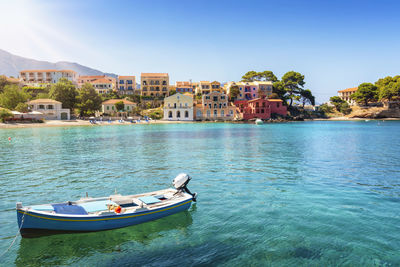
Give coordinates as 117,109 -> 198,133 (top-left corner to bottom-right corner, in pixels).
79,200 -> 117,213
52,203 -> 88,215
139,196 -> 161,205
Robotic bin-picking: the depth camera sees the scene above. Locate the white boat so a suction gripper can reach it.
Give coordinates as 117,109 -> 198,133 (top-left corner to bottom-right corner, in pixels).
16,174 -> 197,236
255,119 -> 263,125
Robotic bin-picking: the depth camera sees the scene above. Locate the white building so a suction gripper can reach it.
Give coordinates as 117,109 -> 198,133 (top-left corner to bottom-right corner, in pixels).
27,99 -> 70,120
101,99 -> 137,114
163,93 -> 193,121
19,70 -> 77,86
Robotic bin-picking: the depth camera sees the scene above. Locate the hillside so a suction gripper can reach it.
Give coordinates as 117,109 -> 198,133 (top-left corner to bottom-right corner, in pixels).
0,49 -> 116,77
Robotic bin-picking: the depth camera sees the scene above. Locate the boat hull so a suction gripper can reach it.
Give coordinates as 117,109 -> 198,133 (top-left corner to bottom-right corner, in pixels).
17,199 -> 192,234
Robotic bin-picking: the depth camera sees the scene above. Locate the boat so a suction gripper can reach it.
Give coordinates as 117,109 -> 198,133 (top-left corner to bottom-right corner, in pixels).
16,174 -> 197,236
255,118 -> 263,125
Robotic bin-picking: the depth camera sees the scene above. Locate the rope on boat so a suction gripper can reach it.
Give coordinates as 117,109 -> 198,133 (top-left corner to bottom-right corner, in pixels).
0,209 -> 27,257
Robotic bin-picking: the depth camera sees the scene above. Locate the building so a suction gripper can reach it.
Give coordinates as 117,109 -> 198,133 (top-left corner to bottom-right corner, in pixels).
195,81 -> 222,95
27,99 -> 70,120
235,98 -> 287,120
194,91 -> 236,120
77,75 -> 116,94
101,99 -> 137,114
225,81 -> 273,100
176,81 -> 195,93
338,87 -> 358,105
141,73 -> 169,97
163,93 -> 193,121
117,76 -> 136,95
19,70 -> 77,86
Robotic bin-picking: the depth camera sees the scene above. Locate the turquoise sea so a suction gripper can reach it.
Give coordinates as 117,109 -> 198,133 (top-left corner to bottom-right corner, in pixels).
0,121 -> 399,266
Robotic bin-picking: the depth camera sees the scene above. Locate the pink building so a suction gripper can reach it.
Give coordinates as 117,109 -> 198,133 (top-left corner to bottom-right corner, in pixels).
235,98 -> 287,120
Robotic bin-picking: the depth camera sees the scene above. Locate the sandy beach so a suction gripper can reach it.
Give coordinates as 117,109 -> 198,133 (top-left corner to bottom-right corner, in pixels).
0,119 -> 195,129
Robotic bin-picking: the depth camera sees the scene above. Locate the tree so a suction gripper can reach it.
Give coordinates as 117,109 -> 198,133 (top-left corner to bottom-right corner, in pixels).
281,71 -> 305,108
272,81 -> 287,101
15,103 -> 29,113
339,102 -> 352,115
169,90 -> 177,96
258,71 -> 278,82
241,71 -> 258,82
351,83 -> 378,106
229,85 -> 240,101
319,103 -> 334,114
115,101 -> 125,112
0,108 -> 13,122
268,93 -> 279,99
300,89 -> 315,107
49,78 -> 78,111
77,83 -> 103,116
376,76 -> 400,101
329,96 -> 345,111
0,75 -> 10,93
0,85 -> 29,110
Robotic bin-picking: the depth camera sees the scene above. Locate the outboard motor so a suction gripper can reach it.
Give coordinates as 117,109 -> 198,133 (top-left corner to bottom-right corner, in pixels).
173,173 -> 197,202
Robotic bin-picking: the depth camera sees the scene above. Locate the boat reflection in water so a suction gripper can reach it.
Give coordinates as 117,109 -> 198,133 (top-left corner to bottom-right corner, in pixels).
15,209 -> 194,266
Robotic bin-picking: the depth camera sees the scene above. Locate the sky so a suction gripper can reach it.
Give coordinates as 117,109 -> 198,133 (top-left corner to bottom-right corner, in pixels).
1,0 -> 400,103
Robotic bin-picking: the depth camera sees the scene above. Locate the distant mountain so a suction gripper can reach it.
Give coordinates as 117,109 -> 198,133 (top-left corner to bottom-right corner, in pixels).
0,49 -> 116,78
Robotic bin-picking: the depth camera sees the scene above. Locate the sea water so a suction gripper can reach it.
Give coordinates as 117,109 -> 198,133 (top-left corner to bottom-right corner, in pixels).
0,121 -> 399,266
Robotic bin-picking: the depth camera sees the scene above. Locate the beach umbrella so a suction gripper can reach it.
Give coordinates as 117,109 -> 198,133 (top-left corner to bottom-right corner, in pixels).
29,111 -> 43,115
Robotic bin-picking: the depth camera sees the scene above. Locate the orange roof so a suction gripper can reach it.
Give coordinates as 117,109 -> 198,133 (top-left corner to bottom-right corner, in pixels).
92,78 -> 114,84
19,69 -> 76,74
141,73 -> 168,77
102,99 -> 135,105
79,75 -> 106,79
118,76 -> 135,79
27,99 -> 61,104
267,99 -> 283,102
176,81 -> 192,86
338,87 -> 358,93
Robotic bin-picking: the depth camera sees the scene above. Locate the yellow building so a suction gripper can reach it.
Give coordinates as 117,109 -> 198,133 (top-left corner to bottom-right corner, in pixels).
141,73 -> 169,97
195,81 -> 222,95
194,91 -> 236,120
163,93 -> 194,121
117,76 -> 136,95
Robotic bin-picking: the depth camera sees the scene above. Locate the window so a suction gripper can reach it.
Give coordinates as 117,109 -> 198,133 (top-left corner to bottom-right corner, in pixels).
221,110 -> 224,117
127,80 -> 132,84
112,106 -> 114,110
119,80 -> 124,84
174,103 -> 176,108
150,80 -> 154,85
168,103 -> 170,107
143,81 -> 147,85
177,111 -> 181,118
240,87 -> 242,91
277,103 -> 280,108
39,105 -> 45,109
128,86 -> 132,90
107,106 -> 109,110
214,104 -> 217,108
156,87 -> 160,91
143,87 -> 147,91
127,106 -> 130,110
213,96 -> 218,101
47,105 -> 53,109
221,96 -> 225,99
261,109 -> 264,113
185,111 -> 189,118
209,104 -> 211,108
206,96 -> 210,100
169,111 -> 172,118
185,103 -> 188,107
214,110 -> 217,116
197,110 -> 202,117
207,110 -> 211,117
162,81 -> 167,85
